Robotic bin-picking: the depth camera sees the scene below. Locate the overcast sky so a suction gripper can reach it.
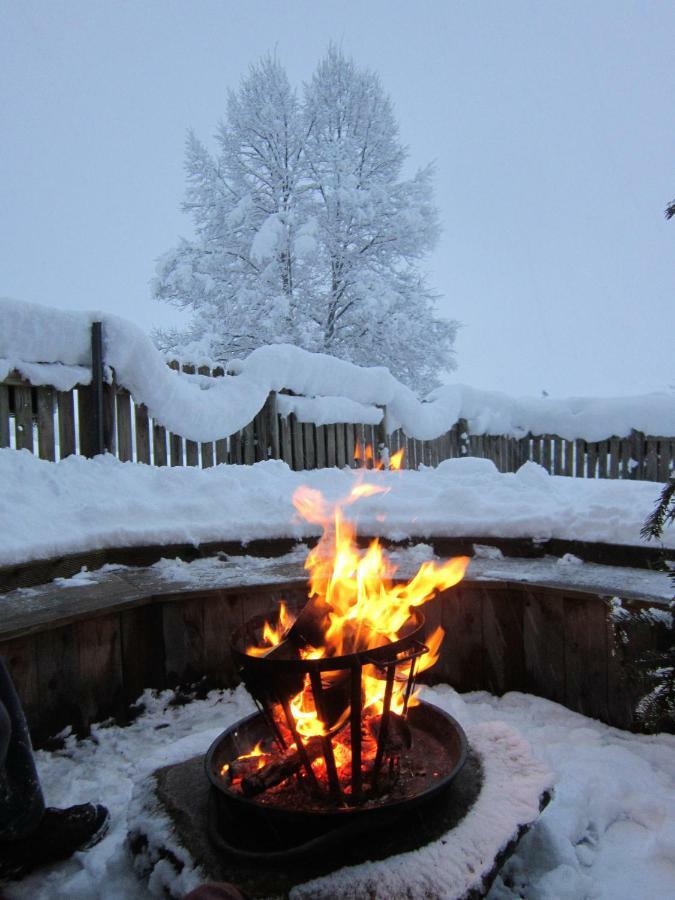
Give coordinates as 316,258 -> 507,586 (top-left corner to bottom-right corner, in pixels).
2,0 -> 674,398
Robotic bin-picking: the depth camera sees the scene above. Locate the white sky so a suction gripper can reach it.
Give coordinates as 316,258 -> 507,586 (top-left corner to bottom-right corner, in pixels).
2,0 -> 674,398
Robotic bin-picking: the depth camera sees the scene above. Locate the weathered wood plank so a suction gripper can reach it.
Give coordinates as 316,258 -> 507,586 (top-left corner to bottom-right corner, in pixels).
575,439 -> 586,478
169,432 -> 183,466
135,403 -> 151,464
345,423 -> 356,466
152,420 -> 168,466
243,421 -> 255,466
77,384 -> 96,457
620,437 -> 632,480
198,365 -> 215,468
290,413 -> 304,470
34,624 -> 85,740
522,588 -> 565,704
75,615 -> 124,729
336,423 -> 346,468
253,394 -> 274,462
0,383 -> 10,448
215,438 -> 228,465
229,429 -> 243,465
564,593 -> 609,721
609,437 -> 620,479
280,416 -> 292,467
542,436 -> 552,473
14,384 -> 33,452
645,437 -> 658,481
162,595 -> 205,687
120,604 -> 166,705
656,438 -> 670,482
202,593 -> 244,688
586,441 -> 598,479
57,390 -> 76,458
181,365 -> 199,466
438,585 -> 483,692
326,424 -> 337,467
201,441 -> 214,469
597,440 -> 609,479
553,437 -> 563,476
268,393 -> 280,460
531,436 -> 541,465
303,423 -> 316,469
354,423 -> 365,463
116,388 -> 133,462
631,430 -> 645,480
185,438 -> 199,466
315,424 -> 326,469
482,587 -> 526,695
36,386 -> 56,461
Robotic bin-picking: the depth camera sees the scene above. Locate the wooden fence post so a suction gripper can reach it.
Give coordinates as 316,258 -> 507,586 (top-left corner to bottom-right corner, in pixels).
80,322 -> 114,458
376,405 -> 389,465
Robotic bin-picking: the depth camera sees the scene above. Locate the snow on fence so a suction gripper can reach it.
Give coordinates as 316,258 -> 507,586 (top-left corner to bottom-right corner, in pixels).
1,300 -> 674,480
1,353 -> 673,481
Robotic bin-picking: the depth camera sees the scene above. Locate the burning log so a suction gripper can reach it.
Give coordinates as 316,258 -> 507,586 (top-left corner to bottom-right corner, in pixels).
240,736 -> 323,797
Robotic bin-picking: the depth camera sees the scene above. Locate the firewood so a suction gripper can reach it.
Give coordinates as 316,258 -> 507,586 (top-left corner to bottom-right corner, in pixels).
240,736 -> 323,797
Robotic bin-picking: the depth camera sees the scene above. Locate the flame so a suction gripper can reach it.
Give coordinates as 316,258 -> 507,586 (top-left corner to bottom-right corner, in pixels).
220,738 -> 268,778
239,476 -> 468,793
389,448 -> 405,470
295,483 -> 468,659
246,600 -> 296,657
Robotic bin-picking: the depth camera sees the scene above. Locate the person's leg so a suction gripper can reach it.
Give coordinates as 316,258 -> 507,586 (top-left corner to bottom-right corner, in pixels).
0,657 -> 109,882
0,658 -> 44,841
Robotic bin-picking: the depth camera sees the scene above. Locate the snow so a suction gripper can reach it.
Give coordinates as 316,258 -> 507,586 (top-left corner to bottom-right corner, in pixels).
2,297 -> 674,442
1,451 -> 673,570
3,685 -> 675,900
0,360 -> 91,391
275,392 -> 383,426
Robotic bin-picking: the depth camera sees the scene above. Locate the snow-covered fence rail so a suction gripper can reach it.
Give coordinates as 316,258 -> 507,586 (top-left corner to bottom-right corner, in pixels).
2,359 -> 673,480
1,299 -> 674,479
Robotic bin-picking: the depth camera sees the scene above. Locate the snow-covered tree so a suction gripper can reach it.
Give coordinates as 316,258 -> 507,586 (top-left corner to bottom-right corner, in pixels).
154,56 -> 314,358
154,48 -> 457,392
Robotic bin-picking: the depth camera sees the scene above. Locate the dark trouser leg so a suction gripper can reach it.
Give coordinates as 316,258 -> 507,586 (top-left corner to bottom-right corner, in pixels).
0,657 -> 45,840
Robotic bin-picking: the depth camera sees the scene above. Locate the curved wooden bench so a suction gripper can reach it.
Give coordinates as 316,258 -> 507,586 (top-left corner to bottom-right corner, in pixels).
1,547 -> 671,746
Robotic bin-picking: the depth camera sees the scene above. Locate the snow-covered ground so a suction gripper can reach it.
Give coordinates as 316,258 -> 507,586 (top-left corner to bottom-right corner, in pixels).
2,450 -> 672,569
3,684 -> 674,900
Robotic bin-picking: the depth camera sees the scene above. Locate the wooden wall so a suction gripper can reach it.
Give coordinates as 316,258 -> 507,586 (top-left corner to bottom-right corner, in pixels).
1,580 -> 665,747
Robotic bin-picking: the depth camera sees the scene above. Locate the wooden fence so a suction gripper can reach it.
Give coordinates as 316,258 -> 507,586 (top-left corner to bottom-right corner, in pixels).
1,326 -> 673,480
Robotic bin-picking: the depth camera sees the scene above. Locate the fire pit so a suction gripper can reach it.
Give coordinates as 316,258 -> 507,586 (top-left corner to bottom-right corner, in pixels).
126,461 -> 552,896
204,474 -> 471,859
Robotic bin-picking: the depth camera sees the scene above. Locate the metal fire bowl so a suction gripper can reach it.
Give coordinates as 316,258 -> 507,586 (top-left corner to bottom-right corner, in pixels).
205,700 -> 468,836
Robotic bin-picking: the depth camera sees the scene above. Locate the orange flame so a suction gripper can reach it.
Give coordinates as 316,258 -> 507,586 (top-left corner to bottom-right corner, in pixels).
238,478 -> 468,791
246,601 -> 296,657
389,448 -> 405,470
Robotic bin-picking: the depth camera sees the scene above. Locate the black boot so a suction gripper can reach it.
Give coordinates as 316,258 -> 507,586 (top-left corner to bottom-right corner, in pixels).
0,802 -> 110,881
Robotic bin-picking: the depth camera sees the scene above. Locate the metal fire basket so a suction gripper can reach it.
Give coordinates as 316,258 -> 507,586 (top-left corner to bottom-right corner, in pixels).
231,605 -> 430,804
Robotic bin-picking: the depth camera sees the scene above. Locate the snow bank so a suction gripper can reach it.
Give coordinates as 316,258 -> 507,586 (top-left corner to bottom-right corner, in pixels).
1,450 -> 672,569
5,685 -> 675,900
2,297 -> 674,442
